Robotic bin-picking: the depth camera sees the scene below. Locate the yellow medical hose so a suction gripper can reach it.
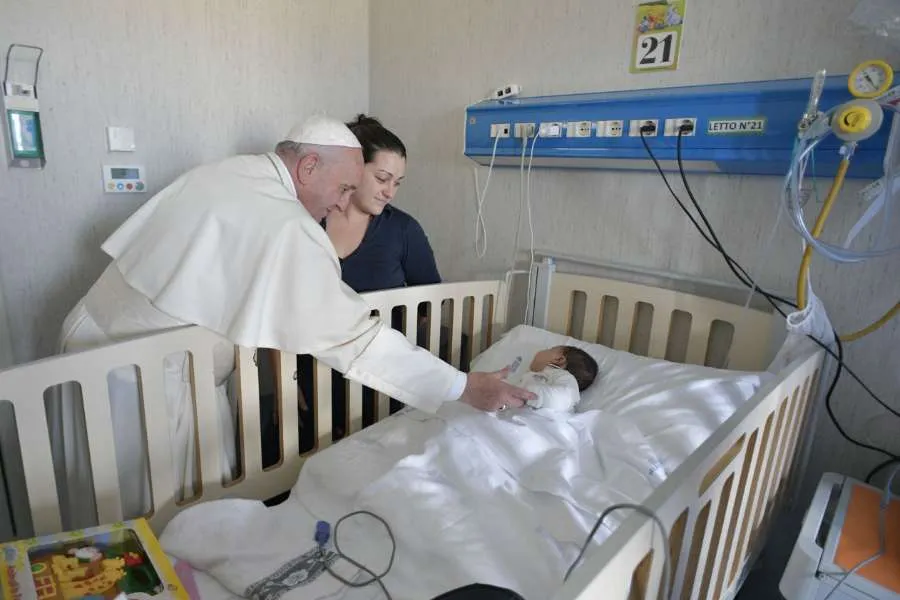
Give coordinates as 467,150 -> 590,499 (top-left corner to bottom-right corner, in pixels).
795,158 -> 900,341
796,159 -> 849,309
841,302 -> 900,341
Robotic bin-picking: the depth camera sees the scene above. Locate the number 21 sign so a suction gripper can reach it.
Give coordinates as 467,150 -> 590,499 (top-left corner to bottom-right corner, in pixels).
630,0 -> 686,73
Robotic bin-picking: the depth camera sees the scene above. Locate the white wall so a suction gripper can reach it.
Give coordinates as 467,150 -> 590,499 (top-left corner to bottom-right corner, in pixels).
0,0 -> 369,362
369,0 -> 900,483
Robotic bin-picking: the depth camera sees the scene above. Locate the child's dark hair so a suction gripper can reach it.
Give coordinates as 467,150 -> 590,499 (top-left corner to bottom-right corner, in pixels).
562,346 -> 599,392
345,114 -> 407,164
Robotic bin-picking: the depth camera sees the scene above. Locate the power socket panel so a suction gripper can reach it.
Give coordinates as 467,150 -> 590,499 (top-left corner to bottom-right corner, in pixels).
574,120 -> 592,137
490,123 -> 511,138
539,122 -> 563,137
629,119 -> 659,137
514,123 -> 536,138
664,117 -> 697,137
565,121 -> 593,138
600,120 -> 624,138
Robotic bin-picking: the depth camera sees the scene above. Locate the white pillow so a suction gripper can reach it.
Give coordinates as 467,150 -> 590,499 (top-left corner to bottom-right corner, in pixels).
470,325 -> 771,473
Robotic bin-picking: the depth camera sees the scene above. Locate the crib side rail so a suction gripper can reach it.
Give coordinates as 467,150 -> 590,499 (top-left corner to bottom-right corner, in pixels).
558,348 -> 824,600
0,279 -> 509,539
546,272 -> 776,372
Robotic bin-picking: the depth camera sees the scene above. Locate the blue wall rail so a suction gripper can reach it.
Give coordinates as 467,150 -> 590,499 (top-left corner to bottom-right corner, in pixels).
463,75 -> 890,179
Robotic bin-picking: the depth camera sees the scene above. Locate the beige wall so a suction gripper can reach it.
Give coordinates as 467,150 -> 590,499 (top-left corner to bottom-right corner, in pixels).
369,0 -> 900,482
0,0 -> 369,362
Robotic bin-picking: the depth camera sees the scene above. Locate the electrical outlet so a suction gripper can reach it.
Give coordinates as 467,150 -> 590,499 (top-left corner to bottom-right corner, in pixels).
574,120 -> 592,137
664,117 -> 697,137
605,120 -> 624,138
490,123 -> 511,138
539,122 -> 562,137
514,123 -> 536,138
629,119 -> 659,137
492,83 -> 522,100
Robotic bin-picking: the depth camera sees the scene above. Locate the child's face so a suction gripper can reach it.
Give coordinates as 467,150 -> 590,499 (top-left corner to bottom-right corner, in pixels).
530,346 -> 566,372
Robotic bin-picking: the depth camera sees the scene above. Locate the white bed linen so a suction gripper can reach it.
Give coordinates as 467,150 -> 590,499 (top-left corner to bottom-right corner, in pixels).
470,325 -> 773,473
161,403 -> 665,600
160,329 -> 769,600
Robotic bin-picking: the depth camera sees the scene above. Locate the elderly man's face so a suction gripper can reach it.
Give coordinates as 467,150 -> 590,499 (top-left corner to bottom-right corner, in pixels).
298,147 -> 364,221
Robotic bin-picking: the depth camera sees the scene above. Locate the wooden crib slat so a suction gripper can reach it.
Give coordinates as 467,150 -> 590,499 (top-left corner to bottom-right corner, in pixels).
139,360 -> 177,516
640,523 -> 668,600
236,347 -> 262,478
470,295 -> 485,357
78,374 -> 123,524
692,473 -> 737,600
685,318 -> 712,366
450,300 -> 464,369
546,287 -> 571,335
16,388 -> 62,535
405,304 -> 418,345
582,293 -> 603,344
647,307 -> 671,359
707,478 -> 743,600
348,382 -> 364,434
190,349 -> 224,491
315,361 -> 333,450
428,304 -> 441,356
612,301 -> 636,351
376,391 -> 391,422
277,350 -> 300,465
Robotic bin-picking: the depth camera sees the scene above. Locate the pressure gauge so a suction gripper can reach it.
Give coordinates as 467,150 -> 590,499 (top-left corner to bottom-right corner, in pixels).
848,60 -> 894,99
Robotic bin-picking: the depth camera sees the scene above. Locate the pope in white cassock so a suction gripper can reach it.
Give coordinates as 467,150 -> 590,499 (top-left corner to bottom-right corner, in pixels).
49,115 -> 535,530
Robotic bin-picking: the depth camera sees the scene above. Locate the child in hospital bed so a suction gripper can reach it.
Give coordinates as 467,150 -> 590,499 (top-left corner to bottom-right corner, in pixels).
504,345 -> 598,412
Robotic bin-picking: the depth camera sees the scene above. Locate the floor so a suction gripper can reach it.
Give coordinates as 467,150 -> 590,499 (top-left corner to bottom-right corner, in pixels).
733,503 -> 807,599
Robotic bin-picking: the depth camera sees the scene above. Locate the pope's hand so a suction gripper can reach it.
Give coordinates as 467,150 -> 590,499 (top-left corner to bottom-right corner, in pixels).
459,369 -> 537,412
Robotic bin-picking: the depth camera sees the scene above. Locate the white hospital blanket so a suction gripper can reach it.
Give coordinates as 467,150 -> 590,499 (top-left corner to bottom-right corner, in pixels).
161,403 -> 666,600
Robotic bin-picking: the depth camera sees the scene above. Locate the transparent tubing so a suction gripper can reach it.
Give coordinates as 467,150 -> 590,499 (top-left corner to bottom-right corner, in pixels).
783,102 -> 900,262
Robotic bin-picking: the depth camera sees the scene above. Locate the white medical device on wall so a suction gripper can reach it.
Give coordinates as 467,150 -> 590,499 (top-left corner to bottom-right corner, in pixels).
2,44 -> 45,169
102,165 -> 146,194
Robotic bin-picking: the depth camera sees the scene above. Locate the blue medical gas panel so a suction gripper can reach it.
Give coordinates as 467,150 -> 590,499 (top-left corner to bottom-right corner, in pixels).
463,76 -> 890,179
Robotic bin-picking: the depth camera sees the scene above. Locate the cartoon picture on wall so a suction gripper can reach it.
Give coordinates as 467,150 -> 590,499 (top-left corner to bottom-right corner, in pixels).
630,0 -> 687,73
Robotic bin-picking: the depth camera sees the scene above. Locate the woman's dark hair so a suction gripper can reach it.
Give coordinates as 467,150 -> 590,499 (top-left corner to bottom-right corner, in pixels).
345,114 -> 407,164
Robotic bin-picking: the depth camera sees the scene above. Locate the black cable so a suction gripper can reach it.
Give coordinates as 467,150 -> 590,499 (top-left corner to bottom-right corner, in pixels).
825,337 -> 896,459
318,510 -> 396,600
867,458 -> 900,484
637,127 -> 900,465
565,503 -> 672,600
672,131 -> 900,422
638,131 -> 796,308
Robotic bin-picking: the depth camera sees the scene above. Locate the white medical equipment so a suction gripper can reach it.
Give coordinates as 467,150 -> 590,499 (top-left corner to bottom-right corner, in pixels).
2,44 -> 45,169
784,59 -> 900,341
780,472 -> 899,600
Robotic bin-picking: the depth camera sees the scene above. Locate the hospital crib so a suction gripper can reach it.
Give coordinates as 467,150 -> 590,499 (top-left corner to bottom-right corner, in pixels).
0,255 -> 823,600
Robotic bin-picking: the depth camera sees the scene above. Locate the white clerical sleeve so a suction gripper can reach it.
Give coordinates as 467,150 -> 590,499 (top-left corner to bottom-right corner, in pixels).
315,323 -> 467,414
100,154 -> 467,414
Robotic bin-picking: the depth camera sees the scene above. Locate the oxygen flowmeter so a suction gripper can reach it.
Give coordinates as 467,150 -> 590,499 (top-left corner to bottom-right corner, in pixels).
2,44 -> 45,169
